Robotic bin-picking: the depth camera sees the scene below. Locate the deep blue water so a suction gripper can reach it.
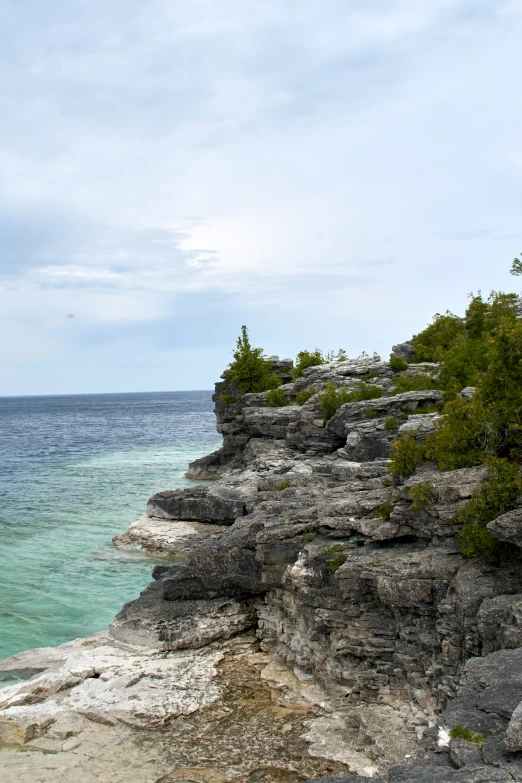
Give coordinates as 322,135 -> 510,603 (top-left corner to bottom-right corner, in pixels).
0,391 -> 221,660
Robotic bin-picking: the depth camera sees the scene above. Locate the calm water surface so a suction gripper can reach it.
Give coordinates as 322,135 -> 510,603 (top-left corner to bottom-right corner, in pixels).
0,391 -> 221,660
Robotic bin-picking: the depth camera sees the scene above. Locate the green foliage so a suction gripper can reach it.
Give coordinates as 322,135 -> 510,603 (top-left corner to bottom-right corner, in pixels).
391,373 -> 437,395
407,291 -> 522,468
384,416 -> 399,430
292,348 -> 348,380
389,434 -> 424,478
412,312 -> 465,363
423,398 -> 502,470
449,725 -> 487,745
323,348 -> 348,363
267,388 -> 290,407
409,483 -> 436,512
225,326 -> 281,394
455,457 -> 521,564
317,382 -> 351,422
364,409 -> 380,418
295,386 -> 316,405
276,479 -> 292,491
348,382 -> 383,402
304,530 -> 318,542
390,356 -> 409,372
220,394 -> 236,406
510,254 -> 522,276
376,503 -> 393,521
292,349 -> 324,379
323,544 -> 347,572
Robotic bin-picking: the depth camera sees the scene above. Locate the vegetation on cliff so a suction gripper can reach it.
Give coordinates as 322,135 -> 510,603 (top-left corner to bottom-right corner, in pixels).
390,261 -> 522,563
223,325 -> 282,395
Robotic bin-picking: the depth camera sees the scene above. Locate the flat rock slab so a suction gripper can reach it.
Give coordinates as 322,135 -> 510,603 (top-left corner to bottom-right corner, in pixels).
0,633 -> 350,783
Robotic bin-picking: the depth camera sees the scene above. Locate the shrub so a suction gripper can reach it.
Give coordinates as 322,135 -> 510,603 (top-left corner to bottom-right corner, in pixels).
364,409 -> 380,418
389,434 -> 424,478
220,394 -> 236,406
455,457 -> 521,564
267,388 -> 290,407
390,356 -> 409,372
384,416 -> 399,430
412,312 -> 465,363
323,348 -> 348,363
276,479 -> 292,491
423,397 -> 502,471
409,483 -> 436,512
295,386 -> 316,405
449,725 -> 487,745
323,544 -> 347,572
349,382 -> 383,402
224,326 -> 281,394
317,382 -> 351,422
391,373 -> 437,395
292,349 -> 324,379
376,503 -> 393,521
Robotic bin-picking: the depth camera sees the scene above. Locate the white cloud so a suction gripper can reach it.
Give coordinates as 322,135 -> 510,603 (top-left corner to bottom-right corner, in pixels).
0,0 -> 521,393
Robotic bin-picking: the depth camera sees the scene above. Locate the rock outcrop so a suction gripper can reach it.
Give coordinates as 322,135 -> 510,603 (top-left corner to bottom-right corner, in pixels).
107,354 -> 522,780
4,352 -> 522,782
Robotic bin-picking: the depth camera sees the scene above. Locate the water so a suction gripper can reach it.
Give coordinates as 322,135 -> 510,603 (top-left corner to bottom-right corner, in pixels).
0,391 -> 221,661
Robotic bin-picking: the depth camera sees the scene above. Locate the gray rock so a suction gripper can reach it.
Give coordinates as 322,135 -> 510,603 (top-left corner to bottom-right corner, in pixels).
389,765 -> 513,782
459,387 -> 477,400
505,699 -> 522,752
487,507 -> 522,548
390,342 -> 415,362
146,486 -> 247,523
449,738 -> 483,768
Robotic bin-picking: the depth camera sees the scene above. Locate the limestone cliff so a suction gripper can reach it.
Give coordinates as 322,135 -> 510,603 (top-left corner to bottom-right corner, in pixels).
109,353 -> 522,782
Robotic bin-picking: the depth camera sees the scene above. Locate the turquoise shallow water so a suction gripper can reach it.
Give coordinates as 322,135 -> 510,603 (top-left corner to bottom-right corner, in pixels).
0,391 -> 221,661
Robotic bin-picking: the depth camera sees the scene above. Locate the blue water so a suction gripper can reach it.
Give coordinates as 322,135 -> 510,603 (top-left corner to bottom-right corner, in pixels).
0,391 -> 221,661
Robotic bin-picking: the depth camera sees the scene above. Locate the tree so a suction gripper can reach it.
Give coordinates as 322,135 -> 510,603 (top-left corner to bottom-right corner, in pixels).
510,254 -> 522,276
224,326 -> 281,395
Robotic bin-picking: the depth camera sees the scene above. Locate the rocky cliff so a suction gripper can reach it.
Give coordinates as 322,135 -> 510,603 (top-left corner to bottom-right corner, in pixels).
107,353 -> 522,781
3,350 -> 522,783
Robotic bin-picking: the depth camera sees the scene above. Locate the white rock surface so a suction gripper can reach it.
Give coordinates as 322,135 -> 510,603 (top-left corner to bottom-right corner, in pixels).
112,514 -> 226,555
0,631 -> 223,744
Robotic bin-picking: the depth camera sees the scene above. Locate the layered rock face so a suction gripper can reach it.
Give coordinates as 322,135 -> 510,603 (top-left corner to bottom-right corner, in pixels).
110,355 -> 522,780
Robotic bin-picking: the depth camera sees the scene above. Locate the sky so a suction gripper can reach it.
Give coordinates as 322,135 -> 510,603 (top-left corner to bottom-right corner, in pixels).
1,0 -> 521,395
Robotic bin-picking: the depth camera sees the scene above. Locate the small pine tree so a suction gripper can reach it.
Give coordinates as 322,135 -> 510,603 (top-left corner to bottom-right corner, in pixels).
224,326 -> 281,395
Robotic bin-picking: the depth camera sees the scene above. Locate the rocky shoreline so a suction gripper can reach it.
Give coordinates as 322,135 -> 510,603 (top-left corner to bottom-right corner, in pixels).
2,351 -> 522,782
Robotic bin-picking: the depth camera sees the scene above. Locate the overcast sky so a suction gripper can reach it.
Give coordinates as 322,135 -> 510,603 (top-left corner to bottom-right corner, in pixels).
1,0 -> 521,395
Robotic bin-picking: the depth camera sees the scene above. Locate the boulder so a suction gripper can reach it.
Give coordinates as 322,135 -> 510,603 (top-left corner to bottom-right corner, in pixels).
487,507 -> 522,548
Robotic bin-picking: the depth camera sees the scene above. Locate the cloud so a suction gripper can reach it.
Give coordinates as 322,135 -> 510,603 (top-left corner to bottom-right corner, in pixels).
358,257 -> 399,269
0,0 -> 521,393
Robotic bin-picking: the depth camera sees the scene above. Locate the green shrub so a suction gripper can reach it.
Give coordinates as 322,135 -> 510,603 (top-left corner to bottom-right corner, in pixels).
391,373 -> 437,395
267,388 -> 290,407
364,409 -> 380,418
376,503 -> 393,521
349,382 -> 383,402
384,416 -> 399,430
220,394 -> 236,406
295,386 -> 316,405
389,434 -> 424,478
224,326 -> 281,394
423,397 -> 502,471
323,544 -> 347,572
409,483 -> 436,511
390,356 -> 409,372
412,312 -> 465,363
276,479 -> 292,491
292,349 -> 324,379
317,382 -> 351,422
449,725 -> 487,745
455,457 -> 521,564
323,348 -> 348,363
